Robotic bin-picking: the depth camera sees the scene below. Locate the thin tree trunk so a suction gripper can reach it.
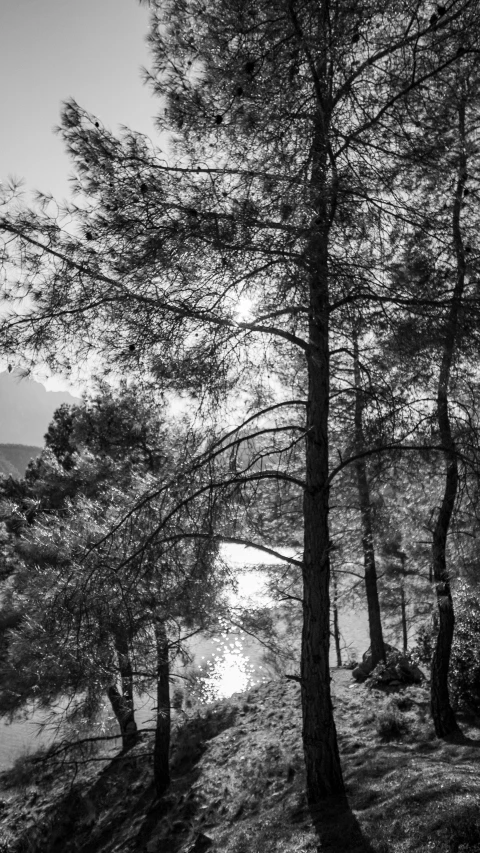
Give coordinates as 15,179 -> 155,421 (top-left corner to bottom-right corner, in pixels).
301,128 -> 345,805
400,582 -> 408,654
153,619 -> 171,797
332,571 -> 342,667
430,102 -> 467,738
353,333 -> 385,667
109,628 -> 138,750
399,553 -> 408,653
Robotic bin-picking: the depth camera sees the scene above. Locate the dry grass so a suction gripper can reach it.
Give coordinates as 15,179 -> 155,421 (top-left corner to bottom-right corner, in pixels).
0,672 -> 480,852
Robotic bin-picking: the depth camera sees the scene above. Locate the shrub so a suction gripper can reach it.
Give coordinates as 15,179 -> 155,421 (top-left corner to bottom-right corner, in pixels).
413,583 -> 480,714
445,806 -> 480,851
449,586 -> 480,713
392,693 -> 413,712
171,687 -> 184,711
412,622 -> 435,666
375,701 -> 409,740
0,749 -> 42,789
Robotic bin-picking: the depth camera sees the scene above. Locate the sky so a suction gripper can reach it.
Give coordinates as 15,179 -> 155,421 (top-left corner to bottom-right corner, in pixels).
0,369 -> 80,445
0,0 -> 158,201
0,0 -> 161,396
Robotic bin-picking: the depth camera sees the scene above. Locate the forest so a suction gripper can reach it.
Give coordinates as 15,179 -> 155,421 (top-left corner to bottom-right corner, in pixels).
1,1 -> 480,851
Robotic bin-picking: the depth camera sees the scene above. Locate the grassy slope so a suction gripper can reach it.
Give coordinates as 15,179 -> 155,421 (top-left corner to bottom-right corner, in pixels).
1,671 -> 480,853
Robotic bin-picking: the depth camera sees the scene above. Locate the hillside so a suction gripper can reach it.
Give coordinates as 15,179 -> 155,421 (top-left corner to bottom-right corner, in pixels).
0,445 -> 42,479
1,672 -> 479,853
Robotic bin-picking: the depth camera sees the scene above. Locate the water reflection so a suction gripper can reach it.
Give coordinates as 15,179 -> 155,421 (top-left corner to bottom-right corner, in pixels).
194,629 -> 267,702
188,544 -> 288,701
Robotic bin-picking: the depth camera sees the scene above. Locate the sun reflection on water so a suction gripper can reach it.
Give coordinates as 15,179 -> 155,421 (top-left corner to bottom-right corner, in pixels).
191,545 -> 297,702
196,629 -> 267,701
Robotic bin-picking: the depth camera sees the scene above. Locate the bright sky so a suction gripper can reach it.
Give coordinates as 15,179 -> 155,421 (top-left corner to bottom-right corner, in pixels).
0,0 -> 160,392
0,0 -> 158,201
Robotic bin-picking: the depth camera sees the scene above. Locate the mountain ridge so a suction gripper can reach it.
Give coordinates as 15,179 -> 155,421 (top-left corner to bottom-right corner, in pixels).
0,443 -> 42,479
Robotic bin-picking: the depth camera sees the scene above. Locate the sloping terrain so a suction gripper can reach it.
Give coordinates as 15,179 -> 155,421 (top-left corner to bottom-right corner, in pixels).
0,671 -> 479,853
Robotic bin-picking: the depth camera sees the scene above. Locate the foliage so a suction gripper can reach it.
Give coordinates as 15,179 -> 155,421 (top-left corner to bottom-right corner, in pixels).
374,700 -> 410,741
412,582 -> 480,715
449,583 -> 480,714
0,387 -> 231,736
412,622 -> 436,667
445,808 -> 480,852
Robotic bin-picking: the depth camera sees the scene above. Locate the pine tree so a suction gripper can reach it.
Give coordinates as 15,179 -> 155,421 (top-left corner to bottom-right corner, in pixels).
1,0 -> 480,822
0,388 -> 229,794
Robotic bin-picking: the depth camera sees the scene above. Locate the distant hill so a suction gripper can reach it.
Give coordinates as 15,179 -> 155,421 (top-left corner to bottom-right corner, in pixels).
0,444 -> 42,479
0,370 -> 80,446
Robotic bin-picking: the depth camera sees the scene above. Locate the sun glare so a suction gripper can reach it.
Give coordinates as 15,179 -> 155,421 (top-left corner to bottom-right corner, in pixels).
233,295 -> 254,322
200,644 -> 263,701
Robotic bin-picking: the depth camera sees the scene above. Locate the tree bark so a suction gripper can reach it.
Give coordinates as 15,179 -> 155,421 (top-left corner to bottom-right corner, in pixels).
153,619 -> 171,797
301,122 -> 345,805
430,102 -> 467,738
108,627 -> 138,750
107,683 -> 137,751
353,333 -> 385,667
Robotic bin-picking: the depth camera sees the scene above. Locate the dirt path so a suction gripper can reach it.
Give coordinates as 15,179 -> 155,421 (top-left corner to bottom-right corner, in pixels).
331,666 -> 358,697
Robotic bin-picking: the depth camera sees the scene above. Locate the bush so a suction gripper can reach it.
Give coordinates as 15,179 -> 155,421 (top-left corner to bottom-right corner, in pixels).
375,701 -> 409,740
445,806 -> 480,851
450,583 -> 480,713
171,687 -> 184,711
412,622 -> 435,666
0,749 -> 41,789
414,583 -> 480,714
391,693 -> 413,712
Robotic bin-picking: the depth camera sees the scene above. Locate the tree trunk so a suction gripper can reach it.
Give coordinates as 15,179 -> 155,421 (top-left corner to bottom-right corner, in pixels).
301,139 -> 345,804
431,454 -> 459,736
153,619 -> 171,797
353,333 -> 385,667
107,683 -> 137,750
109,627 -> 138,750
400,582 -> 408,654
430,102 -> 467,738
332,571 -> 342,667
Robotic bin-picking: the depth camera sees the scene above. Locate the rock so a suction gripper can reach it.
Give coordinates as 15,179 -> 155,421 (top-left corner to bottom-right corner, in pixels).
352,644 -> 397,681
352,644 -> 424,685
360,643 -> 398,674
352,664 -> 369,682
